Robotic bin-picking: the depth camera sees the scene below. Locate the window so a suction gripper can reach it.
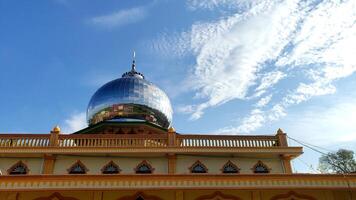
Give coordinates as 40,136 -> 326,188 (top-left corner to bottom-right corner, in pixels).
101,161 -> 121,174
222,161 -> 239,173
252,160 -> 270,173
8,161 -> 29,175
135,160 -> 154,174
67,160 -> 88,174
190,161 -> 208,173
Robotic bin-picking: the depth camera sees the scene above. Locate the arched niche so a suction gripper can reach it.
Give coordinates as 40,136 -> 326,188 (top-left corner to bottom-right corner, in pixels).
118,192 -> 163,200
33,192 -> 79,200
196,191 -> 241,200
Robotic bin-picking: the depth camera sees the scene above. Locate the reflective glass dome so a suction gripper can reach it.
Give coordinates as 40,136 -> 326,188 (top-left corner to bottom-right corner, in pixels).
87,64 -> 173,129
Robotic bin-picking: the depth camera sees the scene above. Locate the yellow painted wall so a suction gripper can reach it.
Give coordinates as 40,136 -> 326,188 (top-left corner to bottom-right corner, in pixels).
176,155 -> 284,174
53,156 -> 168,174
0,155 -> 285,175
0,158 -> 43,175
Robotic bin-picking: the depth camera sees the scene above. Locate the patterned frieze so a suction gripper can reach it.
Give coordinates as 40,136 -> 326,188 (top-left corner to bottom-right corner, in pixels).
0,174 -> 355,191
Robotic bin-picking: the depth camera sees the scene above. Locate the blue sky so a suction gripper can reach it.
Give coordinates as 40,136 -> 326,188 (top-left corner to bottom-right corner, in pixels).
0,0 -> 355,172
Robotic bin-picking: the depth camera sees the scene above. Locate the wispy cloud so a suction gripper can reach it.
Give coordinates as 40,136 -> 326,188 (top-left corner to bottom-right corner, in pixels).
255,94 -> 272,108
171,0 -> 356,133
90,6 -> 148,29
149,31 -> 192,58
187,0 -> 255,11
62,112 -> 87,134
181,0 -> 304,120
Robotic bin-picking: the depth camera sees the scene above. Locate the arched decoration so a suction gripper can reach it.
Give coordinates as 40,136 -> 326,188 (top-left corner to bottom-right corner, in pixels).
270,191 -> 317,200
196,191 -> 241,200
135,160 -> 154,174
117,192 -> 163,200
67,160 -> 88,174
189,160 -> 208,173
252,160 -> 270,173
7,161 -> 29,175
101,161 -> 121,174
221,160 -> 240,174
33,192 -> 79,200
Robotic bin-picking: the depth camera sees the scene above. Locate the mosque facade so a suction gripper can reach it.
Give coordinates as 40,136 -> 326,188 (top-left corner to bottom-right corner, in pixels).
0,59 -> 355,200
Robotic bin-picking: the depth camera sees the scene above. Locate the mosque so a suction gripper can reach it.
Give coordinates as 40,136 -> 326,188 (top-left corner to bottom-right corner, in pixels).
0,57 -> 355,200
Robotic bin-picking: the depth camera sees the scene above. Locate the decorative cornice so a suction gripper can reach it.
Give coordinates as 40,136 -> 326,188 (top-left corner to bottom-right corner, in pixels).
0,147 -> 303,157
0,174 -> 355,191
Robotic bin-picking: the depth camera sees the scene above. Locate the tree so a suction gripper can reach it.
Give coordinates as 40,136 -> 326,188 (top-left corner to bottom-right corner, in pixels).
319,149 -> 356,174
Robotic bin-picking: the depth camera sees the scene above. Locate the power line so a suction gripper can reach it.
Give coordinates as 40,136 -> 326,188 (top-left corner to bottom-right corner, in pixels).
287,135 -> 350,174
288,136 -> 334,153
287,136 -> 329,156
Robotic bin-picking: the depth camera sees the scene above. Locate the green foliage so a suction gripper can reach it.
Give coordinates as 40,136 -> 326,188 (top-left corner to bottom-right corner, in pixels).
319,149 -> 356,174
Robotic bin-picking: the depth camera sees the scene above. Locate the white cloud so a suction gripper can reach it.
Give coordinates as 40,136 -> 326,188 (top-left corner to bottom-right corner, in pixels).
170,0 -> 356,133
256,95 -> 272,108
90,6 -> 147,29
187,0 -> 267,12
149,31 -> 192,58
180,0 -> 303,119
62,112 -> 87,134
255,71 -> 286,93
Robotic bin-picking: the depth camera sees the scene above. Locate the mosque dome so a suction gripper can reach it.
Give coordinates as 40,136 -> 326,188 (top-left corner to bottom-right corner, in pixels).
87,57 -> 173,129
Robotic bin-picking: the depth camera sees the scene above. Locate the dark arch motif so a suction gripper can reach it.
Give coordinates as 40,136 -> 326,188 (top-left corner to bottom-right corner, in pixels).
135,160 -> 155,174
221,160 -> 240,173
189,160 -> 208,173
251,160 -> 270,173
33,192 -> 79,200
7,161 -> 29,175
195,191 -> 241,200
117,192 -> 163,200
270,191 -> 317,200
67,160 -> 88,174
101,160 -> 121,174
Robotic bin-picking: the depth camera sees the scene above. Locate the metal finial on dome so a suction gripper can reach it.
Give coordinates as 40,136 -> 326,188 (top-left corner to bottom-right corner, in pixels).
131,51 -> 136,72
122,51 -> 145,79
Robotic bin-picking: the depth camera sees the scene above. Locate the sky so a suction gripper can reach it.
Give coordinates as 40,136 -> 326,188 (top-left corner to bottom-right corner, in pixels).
0,0 -> 355,173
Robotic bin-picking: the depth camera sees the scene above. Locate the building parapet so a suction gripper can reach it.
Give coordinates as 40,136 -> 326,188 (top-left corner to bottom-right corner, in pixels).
0,133 -> 281,148
0,129 -> 302,157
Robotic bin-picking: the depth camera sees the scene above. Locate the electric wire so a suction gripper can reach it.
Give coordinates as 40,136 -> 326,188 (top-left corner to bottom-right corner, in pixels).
287,135 -> 351,174
287,136 -> 334,153
288,135 -> 353,198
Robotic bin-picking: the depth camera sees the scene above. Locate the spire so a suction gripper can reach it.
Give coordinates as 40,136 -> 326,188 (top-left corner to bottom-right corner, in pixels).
121,51 -> 145,79
131,51 -> 136,72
